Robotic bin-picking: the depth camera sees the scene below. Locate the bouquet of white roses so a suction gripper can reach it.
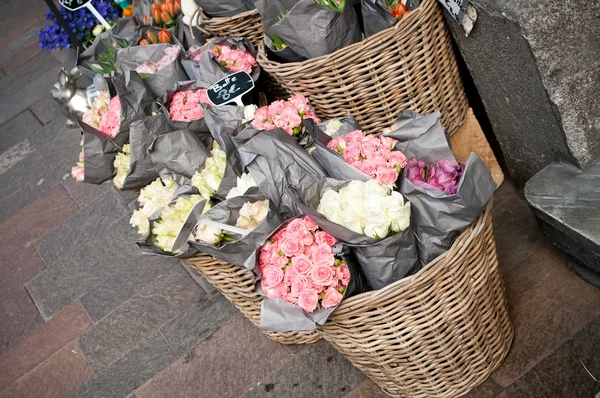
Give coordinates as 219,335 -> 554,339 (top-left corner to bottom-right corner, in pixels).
191,141 -> 227,200
130,177 -> 178,236
226,172 -> 257,199
317,179 -> 410,239
113,144 -> 131,190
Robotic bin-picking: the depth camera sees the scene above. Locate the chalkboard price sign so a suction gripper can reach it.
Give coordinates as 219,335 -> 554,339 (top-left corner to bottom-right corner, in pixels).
60,0 -> 92,11
207,71 -> 254,107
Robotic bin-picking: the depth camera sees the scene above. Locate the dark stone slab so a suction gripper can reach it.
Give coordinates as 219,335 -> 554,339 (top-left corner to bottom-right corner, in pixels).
62,179 -> 112,209
75,334 -> 176,398
33,190 -> 128,268
0,341 -> 93,398
159,293 -> 240,357
526,161 -> 600,286
80,255 -> 178,322
27,216 -> 142,320
78,264 -> 204,372
0,110 -> 42,153
0,51 -> 62,126
29,94 -> 62,125
7,23 -> 45,54
136,317 -> 291,398
27,115 -> 81,164
244,340 -> 365,398
0,288 -> 44,354
491,245 -> 600,387
491,181 -> 546,274
0,246 -> 46,303
181,262 -> 217,295
461,377 -> 503,398
2,42 -> 44,75
0,302 -> 92,391
0,48 -> 12,65
497,316 -> 600,397
344,379 -> 388,398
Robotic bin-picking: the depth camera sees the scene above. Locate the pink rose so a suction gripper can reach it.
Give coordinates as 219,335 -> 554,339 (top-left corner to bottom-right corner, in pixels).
322,287 -> 344,308
345,130 -> 365,143
98,109 -> 120,138
271,229 -> 287,242
314,231 -> 337,247
71,165 -> 84,182
369,147 -> 390,163
360,160 -> 378,176
343,143 -> 362,163
327,136 -> 346,152
313,244 -> 334,266
279,237 -> 304,257
380,135 -> 397,149
406,159 -> 427,182
376,165 -> 399,186
297,229 -> 315,246
187,106 -> 204,120
262,265 -> 284,288
311,264 -> 335,286
291,254 -> 313,275
297,289 -> 319,313
289,95 -> 310,114
304,111 -> 321,123
389,151 -> 408,169
303,242 -> 320,260
361,140 -> 377,158
350,160 -> 363,170
290,275 -> 309,296
285,218 -> 306,238
284,265 -> 298,285
337,263 -> 351,286
283,293 -> 298,304
303,216 -> 318,231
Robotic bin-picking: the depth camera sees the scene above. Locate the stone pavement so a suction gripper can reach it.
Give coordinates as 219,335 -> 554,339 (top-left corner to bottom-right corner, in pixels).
0,4 -> 599,397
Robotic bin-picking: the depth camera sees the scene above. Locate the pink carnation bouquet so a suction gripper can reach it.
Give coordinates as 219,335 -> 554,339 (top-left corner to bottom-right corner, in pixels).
82,91 -> 121,139
251,95 -> 321,137
259,216 -> 350,313
327,130 -> 408,187
168,89 -> 212,121
209,45 -> 258,75
406,158 -> 465,195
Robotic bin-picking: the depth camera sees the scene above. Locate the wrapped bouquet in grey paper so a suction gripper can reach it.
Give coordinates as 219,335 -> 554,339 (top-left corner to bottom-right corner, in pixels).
237,128 -> 327,218
122,113 -> 173,190
401,152 -> 496,266
361,0 -> 420,37
115,43 -> 188,98
197,0 -> 254,17
317,115 -> 361,138
262,0 -> 362,61
290,178 -> 419,289
181,37 -> 260,87
159,80 -> 212,141
252,215 -> 367,332
148,129 -> 211,185
80,17 -> 138,71
188,192 -> 282,266
78,127 -> 121,184
255,0 -> 303,63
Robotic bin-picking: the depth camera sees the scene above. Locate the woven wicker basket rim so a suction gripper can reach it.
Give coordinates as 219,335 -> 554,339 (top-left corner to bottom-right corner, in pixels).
257,0 -> 434,69
198,7 -> 260,23
333,201 -> 493,311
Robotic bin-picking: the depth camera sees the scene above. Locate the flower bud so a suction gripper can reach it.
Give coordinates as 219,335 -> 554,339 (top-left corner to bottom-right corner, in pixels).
139,38 -> 150,45
158,29 -> 172,44
152,8 -> 162,24
174,0 -> 181,15
146,31 -> 158,44
160,10 -> 171,23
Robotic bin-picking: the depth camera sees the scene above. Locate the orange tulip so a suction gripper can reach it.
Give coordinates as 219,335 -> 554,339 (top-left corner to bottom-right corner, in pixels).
152,7 -> 162,24
139,38 -> 150,45
122,5 -> 133,17
174,0 -> 181,15
160,10 -> 171,23
392,3 -> 405,19
143,15 -> 149,24
158,29 -> 172,44
146,31 -> 158,44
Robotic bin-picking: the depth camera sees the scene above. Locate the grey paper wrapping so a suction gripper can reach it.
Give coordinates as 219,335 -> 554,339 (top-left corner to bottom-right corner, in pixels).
230,124 -> 262,149
189,193 -> 282,266
255,0 -> 304,63
132,0 -> 153,24
80,128 -> 120,184
262,35 -> 305,63
290,178 -> 419,289
123,114 -> 172,190
382,110 -> 454,163
148,129 -> 210,185
115,44 -> 188,98
112,71 -> 158,146
174,16 -> 211,49
80,17 -> 138,68
270,0 -> 362,60
400,153 -> 495,265
317,115 -> 361,138
255,218 -> 367,331
197,0 -> 253,17
136,189 -> 204,258
309,121 -> 372,182
181,37 -> 260,87
160,80 -> 211,141
237,128 -> 327,219
361,0 -> 397,37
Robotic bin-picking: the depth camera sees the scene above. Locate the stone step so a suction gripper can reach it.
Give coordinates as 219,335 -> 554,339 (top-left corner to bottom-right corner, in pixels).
525,161 -> 600,287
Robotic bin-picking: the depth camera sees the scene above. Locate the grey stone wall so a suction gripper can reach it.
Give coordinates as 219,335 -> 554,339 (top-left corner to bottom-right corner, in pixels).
445,0 -> 600,183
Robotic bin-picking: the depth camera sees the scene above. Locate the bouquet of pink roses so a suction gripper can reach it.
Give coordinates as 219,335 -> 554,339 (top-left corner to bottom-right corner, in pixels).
406,159 -> 465,195
168,89 -> 212,121
82,91 -> 121,139
251,95 -> 321,137
327,130 -> 407,187
259,216 -> 350,313
209,45 -> 258,74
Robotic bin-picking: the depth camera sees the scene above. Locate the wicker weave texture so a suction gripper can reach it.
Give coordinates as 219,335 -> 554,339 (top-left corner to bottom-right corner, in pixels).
257,0 -> 468,134
319,203 -> 513,398
197,9 -> 263,50
182,254 -> 321,345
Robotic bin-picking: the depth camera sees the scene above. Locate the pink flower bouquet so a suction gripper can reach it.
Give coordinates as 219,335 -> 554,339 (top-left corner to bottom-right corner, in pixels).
327,130 -> 408,186
406,159 -> 465,195
168,89 -> 212,121
82,91 -> 121,139
209,45 -> 258,74
258,216 -> 351,313
251,95 -> 321,137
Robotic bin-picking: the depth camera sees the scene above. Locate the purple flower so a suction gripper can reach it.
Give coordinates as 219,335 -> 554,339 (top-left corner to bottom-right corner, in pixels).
406,158 -> 464,195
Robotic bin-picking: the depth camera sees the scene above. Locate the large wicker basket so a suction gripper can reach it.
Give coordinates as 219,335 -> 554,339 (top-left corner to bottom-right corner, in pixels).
257,0 -> 468,134
318,203 -> 513,398
196,8 -> 263,50
182,254 -> 321,345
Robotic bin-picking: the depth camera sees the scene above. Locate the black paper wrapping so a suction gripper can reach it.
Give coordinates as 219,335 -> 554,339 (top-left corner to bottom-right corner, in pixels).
79,125 -> 120,184
361,0 -> 420,37
189,192 -> 282,266
181,37 -> 260,87
290,178 -> 419,289
196,0 -> 254,17
159,80 -> 211,141
115,44 -> 188,98
254,216 -> 367,332
237,128 -> 327,219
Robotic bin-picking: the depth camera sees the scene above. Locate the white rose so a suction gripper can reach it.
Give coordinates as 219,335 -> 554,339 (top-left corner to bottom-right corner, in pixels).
195,224 -> 222,245
391,201 -> 411,233
319,189 -> 341,209
243,104 -> 258,123
320,205 -> 343,225
92,24 -> 104,37
341,208 -> 364,234
365,179 -> 389,197
324,120 -> 343,136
